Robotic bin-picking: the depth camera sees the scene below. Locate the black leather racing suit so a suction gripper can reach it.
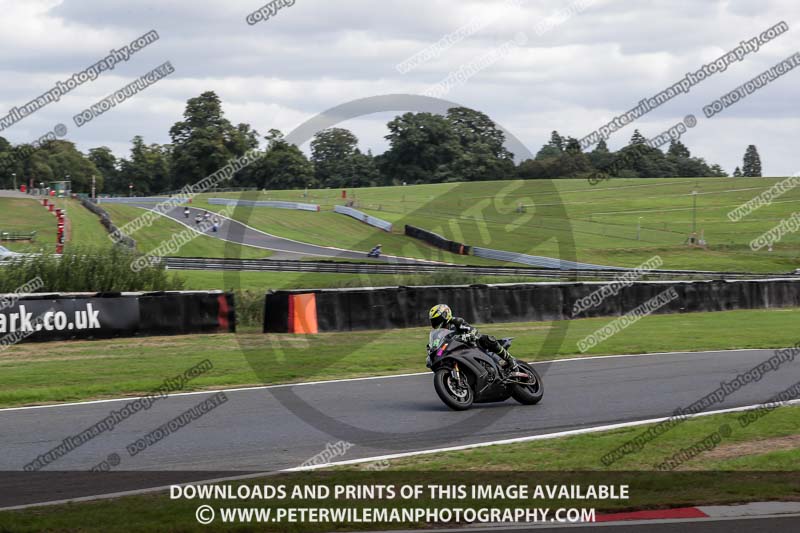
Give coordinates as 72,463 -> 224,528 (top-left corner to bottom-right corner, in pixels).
444,316 -> 512,363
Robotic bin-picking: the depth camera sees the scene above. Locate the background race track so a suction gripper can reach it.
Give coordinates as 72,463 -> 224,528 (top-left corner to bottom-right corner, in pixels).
137,204 -> 430,262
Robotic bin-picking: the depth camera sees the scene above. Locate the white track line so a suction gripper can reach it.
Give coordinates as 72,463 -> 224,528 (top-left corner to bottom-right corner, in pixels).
2,398 -> 799,511
0,348 -> 781,413
284,399 -> 800,471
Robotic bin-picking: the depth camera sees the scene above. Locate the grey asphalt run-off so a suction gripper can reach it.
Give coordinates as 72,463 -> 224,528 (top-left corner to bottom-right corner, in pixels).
134,204 -> 431,263
1,348 -> 798,507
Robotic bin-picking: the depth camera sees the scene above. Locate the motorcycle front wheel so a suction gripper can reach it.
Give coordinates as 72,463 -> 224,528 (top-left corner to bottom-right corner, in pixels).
433,368 -> 474,411
510,362 -> 544,405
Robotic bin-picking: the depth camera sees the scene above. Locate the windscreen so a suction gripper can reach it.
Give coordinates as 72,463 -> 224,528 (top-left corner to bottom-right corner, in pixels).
428,328 -> 450,350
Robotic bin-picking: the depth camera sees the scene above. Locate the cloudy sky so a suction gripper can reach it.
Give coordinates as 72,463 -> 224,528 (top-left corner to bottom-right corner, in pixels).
0,0 -> 798,175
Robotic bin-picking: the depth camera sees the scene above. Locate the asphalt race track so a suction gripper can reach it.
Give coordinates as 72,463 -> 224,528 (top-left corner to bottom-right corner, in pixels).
1,348 -> 798,508
137,204 -> 426,262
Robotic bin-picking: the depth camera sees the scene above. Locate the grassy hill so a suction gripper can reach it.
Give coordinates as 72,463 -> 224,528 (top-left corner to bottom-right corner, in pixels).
54,198 -> 115,248
0,196 -> 272,259
16,177 -> 798,272
195,177 -> 800,272
0,197 -> 59,252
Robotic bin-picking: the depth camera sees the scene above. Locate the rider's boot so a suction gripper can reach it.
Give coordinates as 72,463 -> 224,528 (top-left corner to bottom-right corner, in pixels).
497,348 -> 518,373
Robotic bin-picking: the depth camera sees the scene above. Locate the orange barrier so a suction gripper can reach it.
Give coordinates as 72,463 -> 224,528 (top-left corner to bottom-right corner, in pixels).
288,293 -> 318,334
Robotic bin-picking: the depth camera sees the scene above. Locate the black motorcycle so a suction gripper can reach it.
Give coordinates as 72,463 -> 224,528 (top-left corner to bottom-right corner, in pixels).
426,328 -> 543,411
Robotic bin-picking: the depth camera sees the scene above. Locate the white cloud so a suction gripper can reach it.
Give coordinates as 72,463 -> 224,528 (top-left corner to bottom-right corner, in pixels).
0,0 -> 797,174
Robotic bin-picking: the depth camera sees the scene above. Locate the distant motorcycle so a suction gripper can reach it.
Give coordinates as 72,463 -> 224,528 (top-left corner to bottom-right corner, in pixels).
367,245 -> 382,258
426,329 -> 543,411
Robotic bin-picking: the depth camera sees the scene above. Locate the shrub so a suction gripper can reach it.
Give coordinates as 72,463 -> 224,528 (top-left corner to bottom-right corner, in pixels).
0,245 -> 185,293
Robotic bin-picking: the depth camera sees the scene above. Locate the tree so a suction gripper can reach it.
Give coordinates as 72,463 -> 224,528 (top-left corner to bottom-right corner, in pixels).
444,107 -> 515,181
733,166 -> 742,177
349,150 -> 381,188
534,130 -> 567,161
118,136 -> 170,195
0,136 -> 16,187
593,139 -> 609,153
588,138 -> 613,170
517,158 -> 551,179
311,128 -> 360,187
554,150 -> 593,177
671,156 -> 712,177
667,140 -> 690,158
742,145 -> 762,177
230,123 -> 260,155
311,128 -> 380,188
629,129 -> 647,146
548,131 -> 565,151
23,140 -> 100,192
611,144 -> 676,178
447,107 -> 513,159
347,150 -> 381,188
169,91 -> 256,189
708,164 -> 727,177
564,137 -> 582,154
249,129 -> 315,190
535,144 -> 563,160
88,147 -> 120,194
380,112 -> 462,184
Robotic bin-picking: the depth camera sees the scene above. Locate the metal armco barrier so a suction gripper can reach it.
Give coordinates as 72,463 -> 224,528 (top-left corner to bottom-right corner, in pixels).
405,225 -> 470,255
162,257 -> 796,281
208,198 -> 320,212
263,278 -> 800,333
471,247 -> 620,271
333,205 -> 392,231
79,197 -> 136,249
0,291 -> 234,344
97,197 -> 188,205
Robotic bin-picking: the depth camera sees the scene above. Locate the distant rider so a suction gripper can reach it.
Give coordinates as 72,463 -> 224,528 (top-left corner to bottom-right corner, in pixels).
428,304 -> 518,370
368,244 -> 382,257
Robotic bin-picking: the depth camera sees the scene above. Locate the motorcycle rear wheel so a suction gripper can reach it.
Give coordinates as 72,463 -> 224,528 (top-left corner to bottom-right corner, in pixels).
433,368 -> 474,411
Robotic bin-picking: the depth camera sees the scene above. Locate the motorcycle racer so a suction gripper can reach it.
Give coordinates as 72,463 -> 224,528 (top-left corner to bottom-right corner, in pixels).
428,304 -> 518,370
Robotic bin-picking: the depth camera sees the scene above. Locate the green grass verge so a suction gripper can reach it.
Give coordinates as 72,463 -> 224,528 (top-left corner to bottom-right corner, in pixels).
1,197 -> 119,252
383,405 -> 800,472
175,270 -> 551,290
55,198 -> 115,249
2,307 -> 799,408
0,197 -> 57,252
1,406 -> 797,532
196,177 -> 800,271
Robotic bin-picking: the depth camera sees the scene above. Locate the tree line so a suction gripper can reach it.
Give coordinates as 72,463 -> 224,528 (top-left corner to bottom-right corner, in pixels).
0,91 -> 765,194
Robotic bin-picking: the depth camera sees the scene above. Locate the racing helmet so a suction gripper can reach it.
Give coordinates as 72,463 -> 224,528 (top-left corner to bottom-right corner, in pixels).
429,304 -> 452,329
